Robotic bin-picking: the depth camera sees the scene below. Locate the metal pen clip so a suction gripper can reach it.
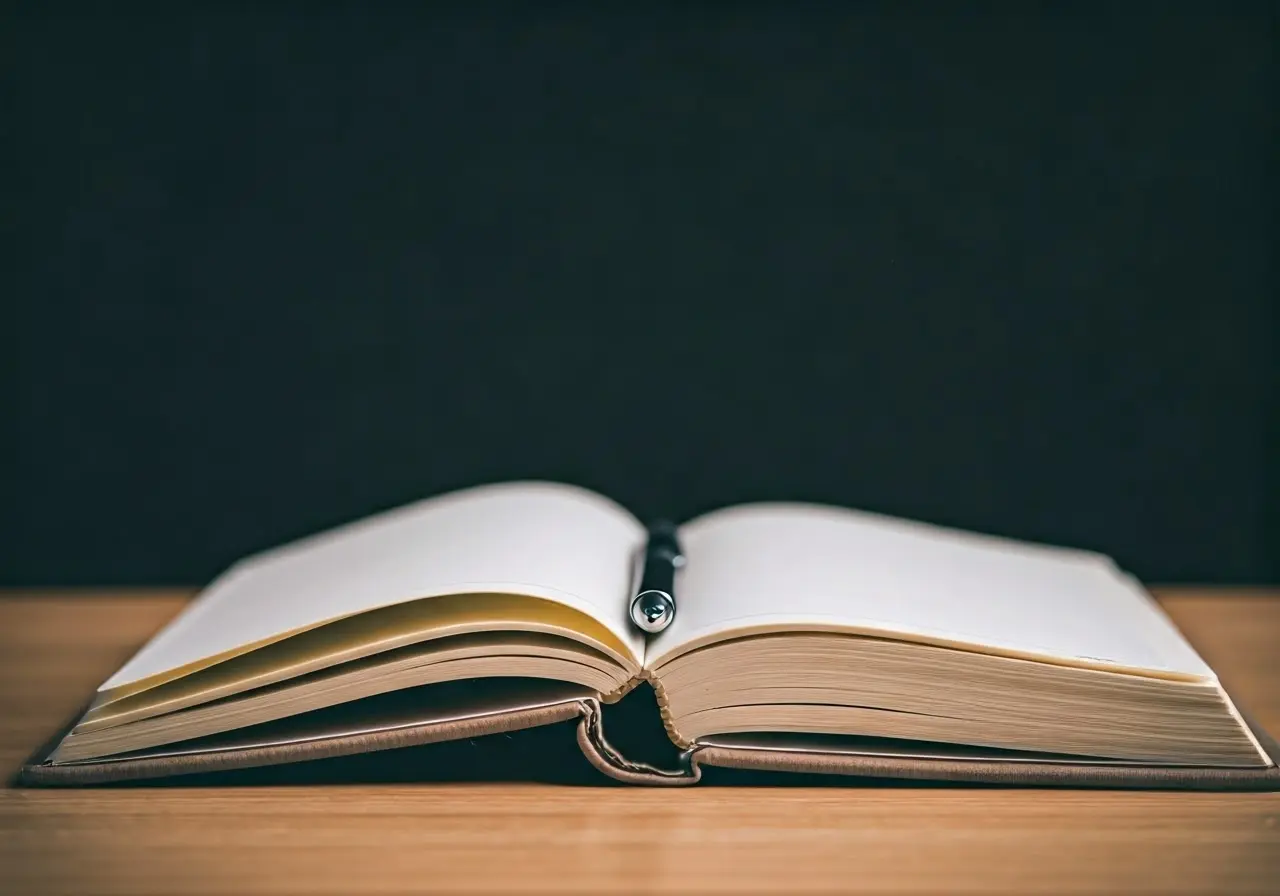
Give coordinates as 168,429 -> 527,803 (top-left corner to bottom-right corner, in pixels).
629,520 -> 684,634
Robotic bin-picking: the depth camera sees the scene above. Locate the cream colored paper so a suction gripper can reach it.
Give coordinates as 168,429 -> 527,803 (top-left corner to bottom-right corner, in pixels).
102,482 -> 647,693
648,502 -> 1214,679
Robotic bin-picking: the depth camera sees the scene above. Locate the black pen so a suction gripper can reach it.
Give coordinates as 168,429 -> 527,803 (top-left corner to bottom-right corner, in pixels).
629,520 -> 684,634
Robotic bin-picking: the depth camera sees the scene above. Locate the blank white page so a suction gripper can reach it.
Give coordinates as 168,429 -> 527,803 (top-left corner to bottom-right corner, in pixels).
103,482 -> 647,691
647,503 -> 1213,679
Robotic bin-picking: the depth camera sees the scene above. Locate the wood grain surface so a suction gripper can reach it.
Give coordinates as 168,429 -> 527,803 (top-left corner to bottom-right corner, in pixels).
2,588 -> 1278,894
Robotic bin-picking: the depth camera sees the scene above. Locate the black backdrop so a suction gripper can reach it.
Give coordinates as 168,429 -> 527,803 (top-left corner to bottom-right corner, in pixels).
5,6 -> 1277,586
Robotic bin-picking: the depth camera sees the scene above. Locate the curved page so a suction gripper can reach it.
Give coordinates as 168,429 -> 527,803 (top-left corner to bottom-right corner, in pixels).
647,502 -> 1214,680
82,595 -> 635,726
101,482 -> 647,697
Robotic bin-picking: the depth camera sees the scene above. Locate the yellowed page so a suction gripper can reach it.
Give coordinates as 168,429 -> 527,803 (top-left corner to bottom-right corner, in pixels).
101,482 -> 646,697
83,593 -> 634,724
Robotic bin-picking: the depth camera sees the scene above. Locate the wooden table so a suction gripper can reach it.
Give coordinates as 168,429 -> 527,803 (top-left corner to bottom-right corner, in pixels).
2,588 -> 1277,894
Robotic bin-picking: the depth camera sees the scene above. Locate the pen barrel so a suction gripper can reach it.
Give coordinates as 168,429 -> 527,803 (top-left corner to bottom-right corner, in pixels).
638,550 -> 677,598
630,521 -> 682,633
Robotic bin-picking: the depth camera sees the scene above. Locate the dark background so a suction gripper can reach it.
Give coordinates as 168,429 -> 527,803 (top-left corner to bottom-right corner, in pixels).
5,5 -> 1276,586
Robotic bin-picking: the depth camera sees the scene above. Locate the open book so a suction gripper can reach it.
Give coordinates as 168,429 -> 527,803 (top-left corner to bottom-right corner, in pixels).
21,482 -> 1279,788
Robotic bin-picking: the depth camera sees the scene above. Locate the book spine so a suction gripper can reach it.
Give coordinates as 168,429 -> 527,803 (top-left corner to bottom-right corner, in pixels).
572,696 -> 701,786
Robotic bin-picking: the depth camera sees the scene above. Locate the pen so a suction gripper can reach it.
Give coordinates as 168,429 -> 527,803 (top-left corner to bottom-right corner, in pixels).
629,520 -> 684,634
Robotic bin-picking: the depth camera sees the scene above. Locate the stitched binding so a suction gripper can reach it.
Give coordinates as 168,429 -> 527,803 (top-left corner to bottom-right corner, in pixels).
602,673 -> 694,748
637,669 -> 694,749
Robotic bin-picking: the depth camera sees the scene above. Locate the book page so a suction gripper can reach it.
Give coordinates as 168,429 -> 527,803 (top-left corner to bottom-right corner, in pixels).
102,482 -> 647,693
645,503 -> 1213,679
